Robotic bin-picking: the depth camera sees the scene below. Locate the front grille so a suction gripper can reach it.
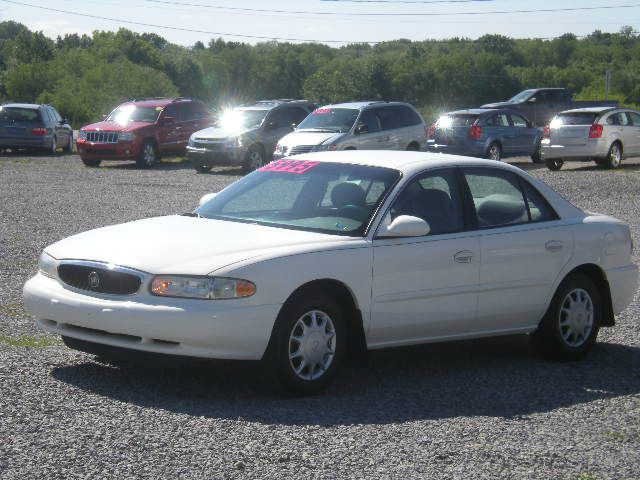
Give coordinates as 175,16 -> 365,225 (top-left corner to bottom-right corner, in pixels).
86,131 -> 119,143
58,264 -> 141,295
289,145 -> 314,155
194,142 -> 223,150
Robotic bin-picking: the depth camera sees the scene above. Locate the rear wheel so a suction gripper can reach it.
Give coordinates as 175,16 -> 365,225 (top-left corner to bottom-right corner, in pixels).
545,158 -> 564,171
531,141 -> 543,163
136,140 -> 158,168
533,273 -> 601,360
263,290 -> 346,395
49,136 -> 57,155
486,142 -> 502,161
406,142 -> 420,151
81,157 -> 101,167
63,134 -> 73,153
603,142 -> 622,169
242,144 -> 265,173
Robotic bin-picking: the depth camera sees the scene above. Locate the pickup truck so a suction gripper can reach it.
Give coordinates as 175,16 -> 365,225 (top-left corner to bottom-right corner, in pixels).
481,88 -> 617,127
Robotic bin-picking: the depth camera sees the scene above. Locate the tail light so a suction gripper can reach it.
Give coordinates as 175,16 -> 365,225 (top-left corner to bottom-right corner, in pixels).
589,124 -> 603,139
543,125 -> 551,139
427,124 -> 436,139
31,128 -> 47,136
469,125 -> 482,140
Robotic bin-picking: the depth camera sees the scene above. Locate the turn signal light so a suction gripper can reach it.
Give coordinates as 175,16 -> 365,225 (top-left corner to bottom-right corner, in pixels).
31,128 -> 47,136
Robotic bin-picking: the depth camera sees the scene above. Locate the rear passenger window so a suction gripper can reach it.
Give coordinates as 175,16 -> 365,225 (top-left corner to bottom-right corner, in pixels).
398,106 -> 422,127
358,110 -> 381,133
511,114 -> 529,128
487,114 -> 509,127
390,168 -> 464,235
520,180 -> 557,223
628,112 -> 640,126
378,107 -> 402,131
464,169 -> 528,228
289,107 -> 310,125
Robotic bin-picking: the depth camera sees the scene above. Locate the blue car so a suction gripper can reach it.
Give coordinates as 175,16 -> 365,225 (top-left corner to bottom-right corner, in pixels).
426,108 -> 542,162
0,103 -> 73,154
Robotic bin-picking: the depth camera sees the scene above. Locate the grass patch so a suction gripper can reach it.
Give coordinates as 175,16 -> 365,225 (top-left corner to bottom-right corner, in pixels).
0,334 -> 61,348
575,474 -> 598,480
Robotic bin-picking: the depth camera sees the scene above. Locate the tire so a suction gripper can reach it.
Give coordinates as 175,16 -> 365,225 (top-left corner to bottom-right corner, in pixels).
263,290 -> 346,395
531,141 -> 543,163
136,140 -> 159,168
49,136 -> 57,155
603,142 -> 622,169
81,157 -> 101,167
533,273 -> 601,361
485,142 -> 502,161
195,164 -> 212,173
406,142 -> 420,151
63,134 -> 73,153
545,158 -> 564,171
242,144 -> 265,173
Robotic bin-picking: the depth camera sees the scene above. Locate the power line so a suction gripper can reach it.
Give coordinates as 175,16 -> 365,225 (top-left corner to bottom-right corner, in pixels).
0,0 -> 633,44
139,0 -> 640,17
320,0 -> 504,3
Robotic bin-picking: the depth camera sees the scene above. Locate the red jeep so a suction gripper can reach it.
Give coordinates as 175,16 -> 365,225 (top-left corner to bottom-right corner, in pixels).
77,98 -> 212,168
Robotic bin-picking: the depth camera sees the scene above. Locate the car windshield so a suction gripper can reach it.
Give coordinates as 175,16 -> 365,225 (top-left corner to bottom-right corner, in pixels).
0,107 -> 42,123
106,105 -> 161,125
296,108 -> 359,133
508,90 -> 536,103
553,112 -> 599,126
196,160 -> 400,236
217,109 -> 268,131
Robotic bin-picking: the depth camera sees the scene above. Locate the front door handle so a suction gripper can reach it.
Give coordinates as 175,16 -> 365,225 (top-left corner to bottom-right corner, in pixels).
454,250 -> 474,263
545,240 -> 564,252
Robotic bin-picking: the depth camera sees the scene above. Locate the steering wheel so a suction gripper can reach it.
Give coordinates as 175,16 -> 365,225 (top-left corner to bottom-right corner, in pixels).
336,204 -> 370,222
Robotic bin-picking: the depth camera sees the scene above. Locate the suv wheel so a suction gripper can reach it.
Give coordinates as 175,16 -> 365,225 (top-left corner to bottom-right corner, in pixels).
486,143 -> 501,161
243,145 -> 264,173
136,140 -> 158,168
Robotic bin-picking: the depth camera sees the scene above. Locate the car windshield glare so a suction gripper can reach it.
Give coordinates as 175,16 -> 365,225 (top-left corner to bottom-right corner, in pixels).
296,108 -> 359,133
107,105 -> 161,125
217,109 -> 268,131
553,112 -> 599,126
508,90 -> 536,103
438,114 -> 478,127
196,160 -> 400,236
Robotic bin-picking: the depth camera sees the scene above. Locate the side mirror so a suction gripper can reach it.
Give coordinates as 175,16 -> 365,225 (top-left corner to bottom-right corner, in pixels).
199,192 -> 217,206
291,122 -> 298,129
354,123 -> 369,135
377,215 -> 430,238
102,114 -> 107,121
60,118 -> 69,125
528,97 -> 537,104
162,116 -> 176,125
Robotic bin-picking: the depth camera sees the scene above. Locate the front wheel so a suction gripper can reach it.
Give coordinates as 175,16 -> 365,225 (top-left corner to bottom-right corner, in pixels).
81,157 -> 101,167
136,140 -> 159,168
263,290 -> 346,395
242,145 -> 265,173
545,158 -> 564,171
533,273 -> 601,360
486,143 -> 502,161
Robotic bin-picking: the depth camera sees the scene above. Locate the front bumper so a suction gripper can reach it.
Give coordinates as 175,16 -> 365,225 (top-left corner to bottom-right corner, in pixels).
186,145 -> 245,166
77,140 -> 139,160
23,273 -> 280,360
540,139 -> 609,160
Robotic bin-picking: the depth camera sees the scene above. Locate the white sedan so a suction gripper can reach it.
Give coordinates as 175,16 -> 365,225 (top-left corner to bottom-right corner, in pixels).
23,152 -> 638,394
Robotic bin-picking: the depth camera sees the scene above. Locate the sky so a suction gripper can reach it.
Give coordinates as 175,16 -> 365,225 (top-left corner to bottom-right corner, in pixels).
0,0 -> 638,46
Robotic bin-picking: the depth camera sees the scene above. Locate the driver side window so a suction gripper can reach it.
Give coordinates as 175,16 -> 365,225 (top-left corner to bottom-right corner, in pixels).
390,169 -> 465,235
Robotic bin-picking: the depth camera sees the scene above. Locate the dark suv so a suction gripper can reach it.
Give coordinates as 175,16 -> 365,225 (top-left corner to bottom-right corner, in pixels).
77,98 -> 212,168
0,103 -> 73,154
186,99 -> 316,173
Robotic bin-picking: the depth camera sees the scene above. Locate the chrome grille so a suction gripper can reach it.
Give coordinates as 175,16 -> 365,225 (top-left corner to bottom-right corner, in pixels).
86,131 -> 119,143
194,141 -> 223,150
289,145 -> 314,155
58,263 -> 142,295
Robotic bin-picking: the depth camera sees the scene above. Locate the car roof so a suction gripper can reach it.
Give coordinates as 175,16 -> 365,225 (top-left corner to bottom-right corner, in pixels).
447,108 -> 508,115
319,101 -> 410,110
237,99 -> 314,111
120,98 -> 196,108
1,103 -> 42,109
559,106 -> 619,114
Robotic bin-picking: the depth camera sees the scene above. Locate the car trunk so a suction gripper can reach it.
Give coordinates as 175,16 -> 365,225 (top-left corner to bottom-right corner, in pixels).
550,112 -> 599,146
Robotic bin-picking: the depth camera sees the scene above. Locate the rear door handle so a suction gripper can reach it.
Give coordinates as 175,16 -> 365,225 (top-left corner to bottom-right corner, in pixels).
454,250 -> 474,263
545,240 -> 564,252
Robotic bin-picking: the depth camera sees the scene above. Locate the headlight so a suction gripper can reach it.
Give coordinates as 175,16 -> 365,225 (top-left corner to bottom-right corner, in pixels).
78,130 -> 87,140
38,252 -> 58,278
275,143 -> 287,155
150,276 -> 256,300
188,135 -> 196,147
119,132 -> 135,142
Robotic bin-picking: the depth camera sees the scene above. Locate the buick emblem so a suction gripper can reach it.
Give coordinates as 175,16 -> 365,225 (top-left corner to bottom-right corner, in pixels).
88,271 -> 100,289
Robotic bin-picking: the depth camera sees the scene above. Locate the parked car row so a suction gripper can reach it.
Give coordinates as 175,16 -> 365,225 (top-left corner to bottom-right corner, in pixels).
0,103 -> 73,154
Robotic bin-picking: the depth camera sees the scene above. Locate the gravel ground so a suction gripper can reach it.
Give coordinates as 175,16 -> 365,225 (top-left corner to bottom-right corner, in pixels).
1,153 -> 639,479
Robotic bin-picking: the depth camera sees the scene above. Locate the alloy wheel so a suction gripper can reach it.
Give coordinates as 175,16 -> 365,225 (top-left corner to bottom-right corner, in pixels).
143,143 -> 156,166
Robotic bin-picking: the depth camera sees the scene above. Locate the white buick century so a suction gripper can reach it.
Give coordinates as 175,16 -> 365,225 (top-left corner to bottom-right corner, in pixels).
24,152 -> 638,394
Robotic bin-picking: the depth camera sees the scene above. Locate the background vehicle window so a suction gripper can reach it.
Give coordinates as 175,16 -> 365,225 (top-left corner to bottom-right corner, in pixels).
289,107 -> 310,125
606,113 -> 629,126
189,102 -> 208,120
177,103 -> 192,121
390,168 -> 464,235
358,109 -> 381,133
520,180 -> 557,222
266,109 -> 289,127
464,169 -> 528,228
0,107 -> 41,122
378,107 -> 402,131
547,91 -> 565,102
487,114 -> 509,127
511,114 -> 529,128
164,105 -> 177,118
627,112 -> 640,126
555,112 -> 598,125
398,106 -> 422,127
442,115 -> 478,127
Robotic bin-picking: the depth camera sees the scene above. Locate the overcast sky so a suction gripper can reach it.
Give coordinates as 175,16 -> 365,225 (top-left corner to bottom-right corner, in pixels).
1,0 -> 638,46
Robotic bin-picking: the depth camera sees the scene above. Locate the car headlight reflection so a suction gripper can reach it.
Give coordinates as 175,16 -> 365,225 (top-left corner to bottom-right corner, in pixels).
150,276 -> 256,300
38,252 -> 58,278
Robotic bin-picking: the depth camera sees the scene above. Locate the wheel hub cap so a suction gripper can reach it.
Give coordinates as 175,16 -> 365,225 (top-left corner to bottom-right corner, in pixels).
559,288 -> 594,347
289,310 -> 336,381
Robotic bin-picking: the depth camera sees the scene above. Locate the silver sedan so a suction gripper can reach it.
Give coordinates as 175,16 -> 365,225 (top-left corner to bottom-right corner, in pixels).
541,107 -> 640,170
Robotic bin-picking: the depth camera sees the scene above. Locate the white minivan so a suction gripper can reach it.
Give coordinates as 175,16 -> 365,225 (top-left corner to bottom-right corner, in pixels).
273,101 -> 426,158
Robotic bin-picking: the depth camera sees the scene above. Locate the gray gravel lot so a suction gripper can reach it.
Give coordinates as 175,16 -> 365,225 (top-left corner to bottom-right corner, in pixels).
1,153 -> 639,479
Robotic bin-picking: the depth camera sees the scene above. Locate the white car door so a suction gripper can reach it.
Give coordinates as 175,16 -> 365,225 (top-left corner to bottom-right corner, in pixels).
462,167 -> 574,332
351,108 -> 389,150
369,168 -> 481,347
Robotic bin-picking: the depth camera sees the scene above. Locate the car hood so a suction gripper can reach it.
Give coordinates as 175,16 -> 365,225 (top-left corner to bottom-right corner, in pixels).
480,102 -> 514,109
193,125 -> 254,140
81,121 -> 153,133
280,131 -> 345,146
44,215 -> 356,275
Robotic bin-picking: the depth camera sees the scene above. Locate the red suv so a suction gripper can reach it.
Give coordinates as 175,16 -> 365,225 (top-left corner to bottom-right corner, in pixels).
77,98 -> 212,168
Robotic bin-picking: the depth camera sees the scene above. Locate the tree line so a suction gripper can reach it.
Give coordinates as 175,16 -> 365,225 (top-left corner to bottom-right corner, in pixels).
0,21 -> 638,127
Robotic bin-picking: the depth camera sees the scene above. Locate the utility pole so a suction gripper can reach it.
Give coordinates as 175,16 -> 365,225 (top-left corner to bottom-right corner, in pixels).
605,69 -> 612,100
